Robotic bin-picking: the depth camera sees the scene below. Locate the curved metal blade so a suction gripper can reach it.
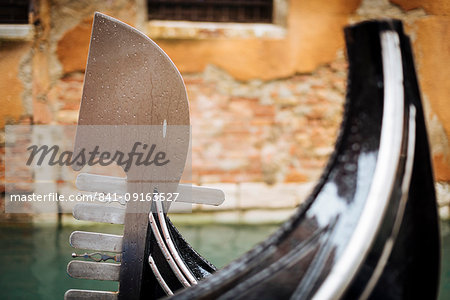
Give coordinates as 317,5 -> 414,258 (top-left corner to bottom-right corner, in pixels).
76,12 -> 189,127
72,12 -> 190,176
70,12 -> 193,300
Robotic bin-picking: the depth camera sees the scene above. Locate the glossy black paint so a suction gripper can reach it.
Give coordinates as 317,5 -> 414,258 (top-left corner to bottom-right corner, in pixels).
343,21 -> 440,300
136,214 -> 216,298
66,14 -> 439,300
160,20 -> 440,300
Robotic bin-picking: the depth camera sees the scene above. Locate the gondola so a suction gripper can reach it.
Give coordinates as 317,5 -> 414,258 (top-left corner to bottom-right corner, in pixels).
65,14 -> 440,300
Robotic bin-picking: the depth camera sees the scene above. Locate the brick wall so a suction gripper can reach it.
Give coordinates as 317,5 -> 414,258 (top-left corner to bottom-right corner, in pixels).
1,0 -> 449,221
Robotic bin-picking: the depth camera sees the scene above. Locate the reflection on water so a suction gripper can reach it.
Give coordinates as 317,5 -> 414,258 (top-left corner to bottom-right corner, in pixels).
440,220 -> 450,300
0,223 -> 120,299
0,220 -> 448,299
0,221 -> 277,299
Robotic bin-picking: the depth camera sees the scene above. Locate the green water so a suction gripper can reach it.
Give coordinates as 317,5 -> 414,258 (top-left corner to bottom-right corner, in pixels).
0,220 -> 448,300
0,221 -> 278,299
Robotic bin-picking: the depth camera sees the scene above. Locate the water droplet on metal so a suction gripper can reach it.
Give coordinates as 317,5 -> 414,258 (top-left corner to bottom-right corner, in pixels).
163,119 -> 167,138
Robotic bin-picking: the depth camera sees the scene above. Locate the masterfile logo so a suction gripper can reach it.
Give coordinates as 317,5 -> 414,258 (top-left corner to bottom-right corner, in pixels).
5,125 -> 193,214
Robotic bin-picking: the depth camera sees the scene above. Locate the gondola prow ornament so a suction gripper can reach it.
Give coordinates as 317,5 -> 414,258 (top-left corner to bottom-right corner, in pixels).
65,15 -> 440,300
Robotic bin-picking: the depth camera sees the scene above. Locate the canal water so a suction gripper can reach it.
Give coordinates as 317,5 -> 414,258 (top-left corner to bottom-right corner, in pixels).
0,220 -> 449,299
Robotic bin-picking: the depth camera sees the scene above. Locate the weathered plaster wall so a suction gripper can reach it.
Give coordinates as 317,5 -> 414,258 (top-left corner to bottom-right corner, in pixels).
55,0 -> 361,80
414,17 -> 450,180
39,0 -> 450,181
354,0 -> 450,182
55,0 -> 138,74
0,41 -> 32,128
0,0 -> 449,219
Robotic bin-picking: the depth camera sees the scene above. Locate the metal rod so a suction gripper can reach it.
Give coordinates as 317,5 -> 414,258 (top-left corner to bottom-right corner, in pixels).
155,197 -> 198,285
149,212 -> 191,287
148,255 -> 174,296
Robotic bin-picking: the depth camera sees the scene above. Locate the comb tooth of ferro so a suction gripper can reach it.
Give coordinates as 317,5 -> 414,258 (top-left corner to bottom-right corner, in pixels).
67,260 -> 120,281
72,203 -> 125,224
71,186 -> 193,287
65,289 -> 118,300
76,172 -> 225,206
70,231 -> 123,253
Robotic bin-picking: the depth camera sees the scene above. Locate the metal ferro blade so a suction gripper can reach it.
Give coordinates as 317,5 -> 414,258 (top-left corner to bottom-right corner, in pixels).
73,12 -> 191,299
74,13 -> 189,128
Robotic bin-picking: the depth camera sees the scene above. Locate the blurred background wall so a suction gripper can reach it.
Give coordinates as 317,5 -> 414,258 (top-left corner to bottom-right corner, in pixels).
0,0 -> 449,222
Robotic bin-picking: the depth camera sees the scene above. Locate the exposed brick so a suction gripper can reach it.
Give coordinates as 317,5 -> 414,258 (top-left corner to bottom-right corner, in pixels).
285,170 -> 309,183
33,101 -> 53,124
